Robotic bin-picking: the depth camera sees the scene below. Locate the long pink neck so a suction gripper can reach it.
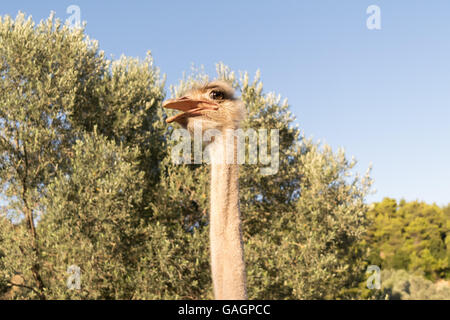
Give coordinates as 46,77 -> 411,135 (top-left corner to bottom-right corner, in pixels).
209,133 -> 247,300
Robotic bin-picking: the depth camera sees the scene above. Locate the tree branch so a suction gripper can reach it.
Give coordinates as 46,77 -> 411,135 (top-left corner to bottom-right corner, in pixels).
6,280 -> 41,297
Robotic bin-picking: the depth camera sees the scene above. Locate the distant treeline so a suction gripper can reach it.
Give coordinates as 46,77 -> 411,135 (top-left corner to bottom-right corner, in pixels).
365,198 -> 450,281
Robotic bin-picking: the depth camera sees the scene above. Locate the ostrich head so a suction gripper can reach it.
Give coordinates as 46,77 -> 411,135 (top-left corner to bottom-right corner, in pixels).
163,80 -> 246,136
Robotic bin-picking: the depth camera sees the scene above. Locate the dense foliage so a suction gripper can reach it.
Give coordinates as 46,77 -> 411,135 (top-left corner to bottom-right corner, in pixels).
366,198 -> 450,280
0,13 -> 165,299
379,269 -> 450,300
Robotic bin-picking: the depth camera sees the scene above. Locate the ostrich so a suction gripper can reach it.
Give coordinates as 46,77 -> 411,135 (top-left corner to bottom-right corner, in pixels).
163,80 -> 247,300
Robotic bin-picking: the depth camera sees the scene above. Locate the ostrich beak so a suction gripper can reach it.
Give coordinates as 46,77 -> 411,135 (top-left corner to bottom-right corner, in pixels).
163,97 -> 219,123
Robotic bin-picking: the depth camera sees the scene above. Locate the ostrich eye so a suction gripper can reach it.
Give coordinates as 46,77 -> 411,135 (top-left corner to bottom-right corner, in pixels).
210,90 -> 225,100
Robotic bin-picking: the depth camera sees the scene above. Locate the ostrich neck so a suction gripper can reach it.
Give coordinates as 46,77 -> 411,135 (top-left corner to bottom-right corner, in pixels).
209,132 -> 247,300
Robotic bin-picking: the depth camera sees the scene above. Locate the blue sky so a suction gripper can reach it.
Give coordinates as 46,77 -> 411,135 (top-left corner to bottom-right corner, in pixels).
2,1 -> 449,205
